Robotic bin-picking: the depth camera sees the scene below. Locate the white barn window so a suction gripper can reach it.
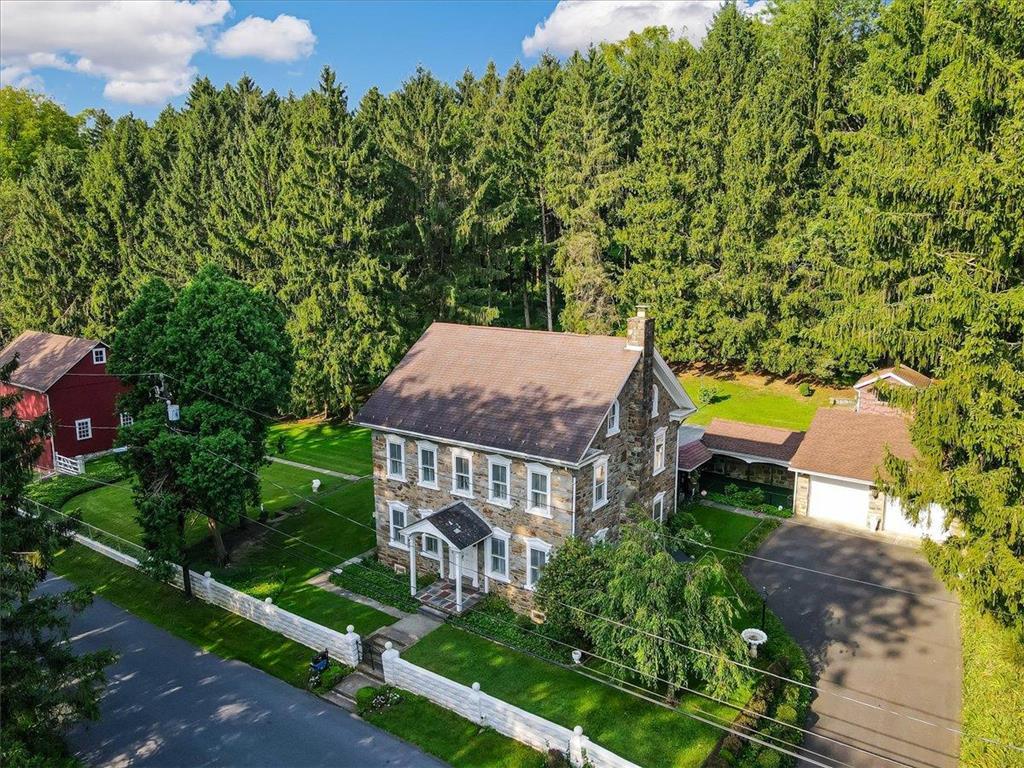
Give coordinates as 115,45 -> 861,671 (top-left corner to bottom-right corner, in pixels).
119,412 -> 133,427
75,418 -> 92,441
91,347 -> 106,364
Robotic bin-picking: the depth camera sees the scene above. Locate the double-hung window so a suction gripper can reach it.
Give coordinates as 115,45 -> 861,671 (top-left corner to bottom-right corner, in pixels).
91,347 -> 106,364
526,538 -> 551,589
452,448 -> 473,497
417,442 -> 438,489
606,399 -> 620,436
75,418 -> 92,441
386,435 -> 406,480
652,492 -> 665,522
653,427 -> 667,475
487,455 -> 511,506
119,412 -> 133,427
592,456 -> 608,510
388,501 -> 408,548
526,463 -> 551,516
488,528 -> 510,580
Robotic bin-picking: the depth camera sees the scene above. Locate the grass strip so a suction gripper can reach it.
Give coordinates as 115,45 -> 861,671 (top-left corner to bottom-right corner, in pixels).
356,686 -> 543,768
53,545 -> 315,688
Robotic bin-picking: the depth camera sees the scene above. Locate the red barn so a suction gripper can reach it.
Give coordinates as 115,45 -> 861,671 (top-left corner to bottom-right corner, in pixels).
0,331 -> 129,473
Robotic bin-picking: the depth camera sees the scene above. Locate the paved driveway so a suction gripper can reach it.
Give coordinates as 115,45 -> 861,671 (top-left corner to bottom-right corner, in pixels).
743,522 -> 961,768
40,575 -> 446,768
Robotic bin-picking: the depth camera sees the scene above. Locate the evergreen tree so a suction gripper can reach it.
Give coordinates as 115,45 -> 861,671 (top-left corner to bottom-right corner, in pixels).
210,80 -> 289,293
277,68 -> 407,416
4,144 -> 89,337
142,79 -> 230,281
80,114 -> 153,336
2,358 -> 114,763
544,49 -> 626,333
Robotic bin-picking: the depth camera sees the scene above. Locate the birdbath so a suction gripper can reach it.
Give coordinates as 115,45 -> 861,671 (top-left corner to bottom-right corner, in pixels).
571,649 -> 583,665
741,628 -> 768,658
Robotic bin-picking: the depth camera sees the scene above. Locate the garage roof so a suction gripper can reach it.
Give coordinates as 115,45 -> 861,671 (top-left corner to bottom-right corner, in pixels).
789,409 -> 917,482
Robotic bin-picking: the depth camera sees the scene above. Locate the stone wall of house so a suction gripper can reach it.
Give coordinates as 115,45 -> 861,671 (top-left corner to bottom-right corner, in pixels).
371,432 -> 574,611
793,473 -> 810,516
575,361 -> 678,541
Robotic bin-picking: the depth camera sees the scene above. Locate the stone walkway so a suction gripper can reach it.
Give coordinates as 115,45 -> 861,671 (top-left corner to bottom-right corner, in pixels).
266,455 -> 368,482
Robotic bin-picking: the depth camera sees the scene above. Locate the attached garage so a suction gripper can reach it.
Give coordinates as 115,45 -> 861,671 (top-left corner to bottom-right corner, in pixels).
806,475 -> 871,527
790,409 -> 947,541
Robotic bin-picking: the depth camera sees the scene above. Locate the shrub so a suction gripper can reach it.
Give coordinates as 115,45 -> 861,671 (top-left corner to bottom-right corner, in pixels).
311,663 -> 351,693
698,383 -> 723,405
330,556 -> 434,612
545,749 -> 571,768
452,595 -> 568,662
797,382 -> 813,397
756,750 -> 782,768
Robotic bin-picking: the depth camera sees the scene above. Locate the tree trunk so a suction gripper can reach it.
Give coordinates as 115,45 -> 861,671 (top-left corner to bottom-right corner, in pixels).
540,193 -> 553,331
523,258 -> 531,328
208,516 -> 228,565
178,512 -> 193,598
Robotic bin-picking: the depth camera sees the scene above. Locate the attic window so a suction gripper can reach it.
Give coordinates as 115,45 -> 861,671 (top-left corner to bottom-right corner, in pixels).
652,384 -> 659,417
606,399 -> 620,436
92,348 -> 106,364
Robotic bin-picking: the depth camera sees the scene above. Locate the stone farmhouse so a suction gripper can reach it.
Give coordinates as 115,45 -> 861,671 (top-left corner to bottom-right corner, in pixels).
354,306 -> 696,613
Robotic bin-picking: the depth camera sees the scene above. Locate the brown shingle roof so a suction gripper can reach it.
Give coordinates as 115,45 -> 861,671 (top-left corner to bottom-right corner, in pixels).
789,409 -> 916,482
701,418 -> 804,464
0,331 -> 103,392
854,365 -> 932,390
355,323 -> 641,464
678,438 -> 713,472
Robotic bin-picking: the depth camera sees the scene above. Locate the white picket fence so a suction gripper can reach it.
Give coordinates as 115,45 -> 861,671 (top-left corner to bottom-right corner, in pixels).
72,533 -> 362,668
382,643 -> 638,768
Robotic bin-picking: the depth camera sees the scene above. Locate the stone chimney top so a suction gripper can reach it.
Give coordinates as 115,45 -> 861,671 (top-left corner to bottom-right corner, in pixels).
626,305 -> 654,355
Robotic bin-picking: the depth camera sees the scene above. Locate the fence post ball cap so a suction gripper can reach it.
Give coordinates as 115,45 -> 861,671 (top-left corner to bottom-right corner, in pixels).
384,641 -> 393,650
472,682 -> 480,691
264,597 -> 273,604
204,571 -> 211,578
346,624 -> 355,633
574,726 -> 583,736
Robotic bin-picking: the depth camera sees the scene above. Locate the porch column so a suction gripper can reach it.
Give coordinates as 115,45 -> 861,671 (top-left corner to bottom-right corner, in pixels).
454,550 -> 463,613
408,536 -> 417,596
482,541 -> 489,594
439,542 -> 446,579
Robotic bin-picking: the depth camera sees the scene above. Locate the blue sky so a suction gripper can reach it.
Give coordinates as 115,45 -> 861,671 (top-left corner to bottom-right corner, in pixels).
0,1 -> 762,120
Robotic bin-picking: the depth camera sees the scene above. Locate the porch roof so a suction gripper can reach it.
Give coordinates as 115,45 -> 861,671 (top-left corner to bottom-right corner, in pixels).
701,418 -> 804,466
402,501 -> 491,550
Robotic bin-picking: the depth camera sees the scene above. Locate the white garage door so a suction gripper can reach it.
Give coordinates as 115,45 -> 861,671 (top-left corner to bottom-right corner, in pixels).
884,496 -> 948,541
807,476 -> 870,527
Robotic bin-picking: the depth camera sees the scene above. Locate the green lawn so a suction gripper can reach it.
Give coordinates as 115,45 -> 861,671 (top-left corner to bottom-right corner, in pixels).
688,504 -> 764,551
57,460 -> 393,637
52,545 -> 314,687
680,372 -> 847,431
357,686 -> 542,768
960,604 -> 1024,768
269,420 -> 372,476
404,625 -> 734,768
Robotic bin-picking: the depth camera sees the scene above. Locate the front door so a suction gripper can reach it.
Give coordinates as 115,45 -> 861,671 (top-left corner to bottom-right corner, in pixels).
449,545 -> 479,587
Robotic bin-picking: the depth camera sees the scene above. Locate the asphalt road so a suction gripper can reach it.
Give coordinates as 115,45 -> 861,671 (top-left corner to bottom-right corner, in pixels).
743,522 -> 961,768
40,574 -> 447,768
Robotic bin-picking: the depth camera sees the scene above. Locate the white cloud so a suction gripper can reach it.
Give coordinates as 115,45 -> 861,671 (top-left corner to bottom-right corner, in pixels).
214,14 -> 316,62
522,0 -> 767,55
0,1 -> 316,106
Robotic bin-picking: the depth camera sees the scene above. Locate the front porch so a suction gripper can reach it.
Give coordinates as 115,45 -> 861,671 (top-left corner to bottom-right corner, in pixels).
401,501 -> 493,614
416,578 -> 484,614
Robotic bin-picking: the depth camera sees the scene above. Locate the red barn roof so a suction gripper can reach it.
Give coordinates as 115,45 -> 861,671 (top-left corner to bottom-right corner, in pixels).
0,331 -> 105,392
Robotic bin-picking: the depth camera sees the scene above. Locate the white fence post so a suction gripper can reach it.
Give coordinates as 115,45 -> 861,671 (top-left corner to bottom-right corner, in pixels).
382,641 -> 399,683
471,682 -> 484,726
343,625 -> 361,668
570,725 -> 588,767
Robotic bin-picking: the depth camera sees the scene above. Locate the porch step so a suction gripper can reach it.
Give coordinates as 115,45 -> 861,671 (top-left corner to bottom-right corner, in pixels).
417,604 -> 448,620
326,670 -> 379,711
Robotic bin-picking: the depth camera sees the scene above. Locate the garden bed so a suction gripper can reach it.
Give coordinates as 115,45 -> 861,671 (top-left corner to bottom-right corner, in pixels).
330,555 -> 437,613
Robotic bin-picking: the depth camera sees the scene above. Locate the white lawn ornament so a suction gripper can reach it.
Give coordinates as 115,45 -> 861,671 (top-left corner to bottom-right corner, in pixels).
311,479 -> 321,493
741,628 -> 768,658
166,403 -> 180,422
571,649 -> 583,664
